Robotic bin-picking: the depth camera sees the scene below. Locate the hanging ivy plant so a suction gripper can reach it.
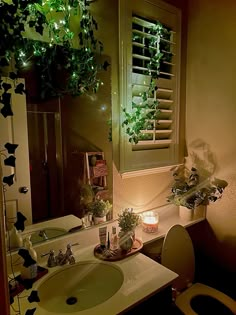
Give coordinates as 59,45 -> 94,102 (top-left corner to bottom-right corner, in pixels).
0,0 -> 107,99
122,21 -> 172,144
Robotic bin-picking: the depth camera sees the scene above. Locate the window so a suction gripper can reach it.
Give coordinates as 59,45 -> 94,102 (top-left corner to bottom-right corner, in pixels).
119,0 -> 181,174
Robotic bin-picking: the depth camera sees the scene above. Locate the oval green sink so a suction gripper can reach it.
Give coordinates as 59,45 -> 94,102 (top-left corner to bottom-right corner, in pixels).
37,261 -> 124,313
30,227 -> 67,244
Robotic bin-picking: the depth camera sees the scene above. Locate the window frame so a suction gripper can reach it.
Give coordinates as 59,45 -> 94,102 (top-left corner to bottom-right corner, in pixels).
119,0 -> 182,175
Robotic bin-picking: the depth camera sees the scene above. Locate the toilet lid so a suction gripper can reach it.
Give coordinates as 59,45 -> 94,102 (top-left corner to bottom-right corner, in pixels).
161,224 -> 195,292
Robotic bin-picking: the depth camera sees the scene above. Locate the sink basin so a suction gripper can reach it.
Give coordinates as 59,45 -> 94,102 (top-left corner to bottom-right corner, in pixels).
37,261 -> 124,313
30,227 -> 67,244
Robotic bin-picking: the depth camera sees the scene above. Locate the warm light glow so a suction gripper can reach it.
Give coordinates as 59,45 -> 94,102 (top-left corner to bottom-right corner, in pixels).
143,216 -> 157,224
142,211 -> 159,233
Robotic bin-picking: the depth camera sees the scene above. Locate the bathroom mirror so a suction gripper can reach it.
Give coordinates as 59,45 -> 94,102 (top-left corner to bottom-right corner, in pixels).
1,55 -> 113,250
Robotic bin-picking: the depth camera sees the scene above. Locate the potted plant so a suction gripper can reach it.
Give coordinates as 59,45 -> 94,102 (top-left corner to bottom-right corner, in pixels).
167,165 -> 228,219
117,208 -> 140,251
88,199 -> 112,225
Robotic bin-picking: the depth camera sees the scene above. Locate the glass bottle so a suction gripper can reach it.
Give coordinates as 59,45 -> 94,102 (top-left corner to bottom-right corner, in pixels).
110,226 -> 118,250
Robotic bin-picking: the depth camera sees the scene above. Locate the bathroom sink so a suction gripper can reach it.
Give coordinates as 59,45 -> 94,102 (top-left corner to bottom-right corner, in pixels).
30,227 -> 67,244
37,260 -> 124,313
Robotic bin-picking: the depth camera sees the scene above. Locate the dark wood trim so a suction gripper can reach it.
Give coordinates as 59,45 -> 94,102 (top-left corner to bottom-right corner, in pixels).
0,166 -> 10,315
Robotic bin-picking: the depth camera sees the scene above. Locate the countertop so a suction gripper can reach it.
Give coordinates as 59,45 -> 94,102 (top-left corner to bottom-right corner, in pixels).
15,246 -> 178,315
10,204 -> 206,314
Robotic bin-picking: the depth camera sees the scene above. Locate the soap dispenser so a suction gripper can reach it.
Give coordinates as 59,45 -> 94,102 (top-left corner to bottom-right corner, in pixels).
20,236 -> 38,280
7,226 -> 23,250
24,236 -> 37,262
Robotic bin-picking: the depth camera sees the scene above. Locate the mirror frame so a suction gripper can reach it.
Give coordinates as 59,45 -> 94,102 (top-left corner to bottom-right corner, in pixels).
0,167 -> 10,315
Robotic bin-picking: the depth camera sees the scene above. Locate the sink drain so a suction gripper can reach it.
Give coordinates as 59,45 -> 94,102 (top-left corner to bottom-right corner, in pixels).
66,296 -> 78,305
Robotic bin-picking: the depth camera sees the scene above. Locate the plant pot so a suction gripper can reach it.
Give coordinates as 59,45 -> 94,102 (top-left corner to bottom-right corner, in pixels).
179,206 -> 194,221
118,231 -> 134,252
93,215 -> 106,225
179,205 -> 207,221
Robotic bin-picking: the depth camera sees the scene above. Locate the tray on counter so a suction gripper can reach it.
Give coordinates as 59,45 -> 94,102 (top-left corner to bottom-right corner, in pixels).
94,238 -> 143,262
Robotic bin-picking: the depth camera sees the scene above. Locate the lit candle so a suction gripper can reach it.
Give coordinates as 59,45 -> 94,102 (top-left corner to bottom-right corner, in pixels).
142,211 -> 159,233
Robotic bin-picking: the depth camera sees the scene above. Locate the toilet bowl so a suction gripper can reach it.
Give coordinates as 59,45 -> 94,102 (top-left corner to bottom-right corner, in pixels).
161,224 -> 236,315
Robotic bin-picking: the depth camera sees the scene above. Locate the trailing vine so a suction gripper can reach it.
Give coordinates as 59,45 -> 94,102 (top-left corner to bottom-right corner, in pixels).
122,21 -> 172,144
0,0 -> 107,99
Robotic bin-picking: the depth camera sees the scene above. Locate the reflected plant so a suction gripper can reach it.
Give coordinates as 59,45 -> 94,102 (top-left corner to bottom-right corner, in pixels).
87,199 -> 112,218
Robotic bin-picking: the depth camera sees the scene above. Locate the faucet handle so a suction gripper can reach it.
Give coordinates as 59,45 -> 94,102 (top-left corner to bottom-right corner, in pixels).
69,242 -> 79,247
41,249 -> 57,267
40,249 -> 54,257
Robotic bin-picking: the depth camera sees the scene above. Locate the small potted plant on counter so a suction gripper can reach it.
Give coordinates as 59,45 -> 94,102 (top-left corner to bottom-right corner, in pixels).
117,208 -> 140,252
167,165 -> 228,220
88,199 -> 112,225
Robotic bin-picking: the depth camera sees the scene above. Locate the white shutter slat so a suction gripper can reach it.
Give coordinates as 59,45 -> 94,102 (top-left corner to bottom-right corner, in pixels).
132,66 -> 175,77
131,12 -> 177,148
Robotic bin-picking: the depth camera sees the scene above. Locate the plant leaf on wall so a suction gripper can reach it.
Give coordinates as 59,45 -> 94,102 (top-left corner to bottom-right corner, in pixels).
4,155 -> 16,167
25,308 -> 36,315
3,174 -> 14,186
28,291 -> 40,303
4,143 -> 18,154
14,211 -> 27,232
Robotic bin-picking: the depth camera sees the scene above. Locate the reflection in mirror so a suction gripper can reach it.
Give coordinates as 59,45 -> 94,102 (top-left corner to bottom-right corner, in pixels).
2,56 -> 112,250
25,54 -> 113,221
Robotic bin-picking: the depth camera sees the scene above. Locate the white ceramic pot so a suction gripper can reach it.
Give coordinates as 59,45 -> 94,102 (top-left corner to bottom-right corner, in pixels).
179,205 -> 206,221
93,215 -> 106,225
179,206 -> 194,221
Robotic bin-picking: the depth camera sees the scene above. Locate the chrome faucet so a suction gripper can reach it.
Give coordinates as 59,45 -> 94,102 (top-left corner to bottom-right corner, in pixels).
41,243 -> 79,267
38,229 -> 48,241
56,243 -> 76,265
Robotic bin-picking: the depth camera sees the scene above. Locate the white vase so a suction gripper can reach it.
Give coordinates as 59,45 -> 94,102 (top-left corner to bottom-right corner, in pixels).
93,215 -> 106,225
179,205 -> 206,221
7,226 -> 23,250
179,206 -> 194,221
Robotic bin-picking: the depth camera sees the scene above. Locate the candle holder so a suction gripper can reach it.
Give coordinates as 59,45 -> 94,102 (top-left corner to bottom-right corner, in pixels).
142,211 -> 159,233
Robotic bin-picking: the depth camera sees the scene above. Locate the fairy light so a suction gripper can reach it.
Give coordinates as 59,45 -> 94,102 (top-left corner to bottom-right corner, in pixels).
19,50 -> 25,57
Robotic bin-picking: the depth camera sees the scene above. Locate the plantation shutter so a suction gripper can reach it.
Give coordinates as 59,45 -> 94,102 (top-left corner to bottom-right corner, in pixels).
119,0 -> 181,173
132,15 -> 175,150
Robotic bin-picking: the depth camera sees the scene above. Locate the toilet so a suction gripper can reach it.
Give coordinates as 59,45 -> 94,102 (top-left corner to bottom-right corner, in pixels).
161,224 -> 236,315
